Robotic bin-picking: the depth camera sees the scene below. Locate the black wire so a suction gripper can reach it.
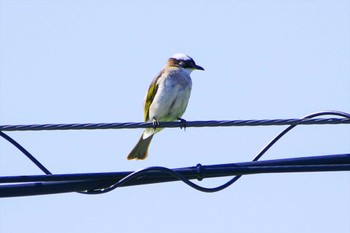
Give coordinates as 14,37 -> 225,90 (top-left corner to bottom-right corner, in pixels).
0,118 -> 349,132
79,167 -> 211,194
80,111 -> 350,194
254,111 -> 350,162
208,111 -> 350,193
0,131 -> 52,175
1,110 -> 349,194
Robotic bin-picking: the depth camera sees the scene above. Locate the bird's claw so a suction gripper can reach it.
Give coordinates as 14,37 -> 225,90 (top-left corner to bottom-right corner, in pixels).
177,118 -> 187,131
152,117 -> 159,130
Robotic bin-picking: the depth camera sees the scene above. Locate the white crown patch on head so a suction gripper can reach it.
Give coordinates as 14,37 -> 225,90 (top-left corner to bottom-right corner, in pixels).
171,53 -> 191,61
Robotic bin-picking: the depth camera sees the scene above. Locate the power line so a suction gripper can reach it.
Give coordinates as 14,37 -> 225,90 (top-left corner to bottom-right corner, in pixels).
1,154 -> 349,198
0,116 -> 349,132
0,110 -> 349,197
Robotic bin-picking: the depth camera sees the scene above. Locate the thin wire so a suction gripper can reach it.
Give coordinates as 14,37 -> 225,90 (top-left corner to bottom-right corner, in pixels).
1,110 -> 349,194
80,111 -> 350,194
206,111 -> 350,192
0,131 -> 52,175
79,167 -> 204,194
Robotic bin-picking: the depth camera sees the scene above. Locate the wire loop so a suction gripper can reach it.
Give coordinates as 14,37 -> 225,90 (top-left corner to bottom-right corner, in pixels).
0,110 -> 349,197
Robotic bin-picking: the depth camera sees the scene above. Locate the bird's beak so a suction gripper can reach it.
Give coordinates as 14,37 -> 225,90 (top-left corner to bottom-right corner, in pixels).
194,64 -> 205,71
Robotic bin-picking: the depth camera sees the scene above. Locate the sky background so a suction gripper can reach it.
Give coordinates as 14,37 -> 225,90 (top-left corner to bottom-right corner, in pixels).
0,0 -> 349,232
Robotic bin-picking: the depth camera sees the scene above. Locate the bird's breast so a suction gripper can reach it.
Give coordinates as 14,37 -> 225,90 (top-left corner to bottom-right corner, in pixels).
148,68 -> 192,121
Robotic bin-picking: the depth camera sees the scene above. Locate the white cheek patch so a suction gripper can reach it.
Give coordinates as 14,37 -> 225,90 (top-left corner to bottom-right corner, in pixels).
184,68 -> 194,75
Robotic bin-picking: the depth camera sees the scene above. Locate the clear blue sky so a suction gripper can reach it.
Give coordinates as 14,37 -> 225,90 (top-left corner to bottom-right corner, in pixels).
0,1 -> 349,233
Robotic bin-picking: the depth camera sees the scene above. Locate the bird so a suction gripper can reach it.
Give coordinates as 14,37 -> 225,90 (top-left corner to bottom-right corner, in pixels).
127,53 -> 204,160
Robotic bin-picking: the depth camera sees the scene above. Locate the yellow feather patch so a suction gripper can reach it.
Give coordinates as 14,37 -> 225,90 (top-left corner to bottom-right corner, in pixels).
144,72 -> 161,121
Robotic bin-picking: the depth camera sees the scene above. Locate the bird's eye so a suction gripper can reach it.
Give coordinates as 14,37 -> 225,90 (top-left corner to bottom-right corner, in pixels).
179,61 -> 186,67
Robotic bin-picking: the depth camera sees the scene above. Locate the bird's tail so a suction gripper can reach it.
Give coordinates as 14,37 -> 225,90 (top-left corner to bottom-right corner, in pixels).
127,134 -> 154,160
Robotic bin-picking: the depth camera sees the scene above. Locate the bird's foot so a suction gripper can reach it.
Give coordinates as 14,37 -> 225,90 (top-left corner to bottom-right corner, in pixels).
152,117 -> 159,130
177,117 -> 187,131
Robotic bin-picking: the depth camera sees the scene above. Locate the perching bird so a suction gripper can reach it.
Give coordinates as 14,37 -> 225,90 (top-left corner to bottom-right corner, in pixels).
127,53 -> 204,160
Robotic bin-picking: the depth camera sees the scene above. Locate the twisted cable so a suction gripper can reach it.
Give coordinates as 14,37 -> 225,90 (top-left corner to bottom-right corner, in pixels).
0,114 -> 349,132
0,110 -> 349,196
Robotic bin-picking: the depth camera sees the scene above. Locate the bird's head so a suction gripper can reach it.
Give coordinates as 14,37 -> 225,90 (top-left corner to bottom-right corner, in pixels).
167,53 -> 204,74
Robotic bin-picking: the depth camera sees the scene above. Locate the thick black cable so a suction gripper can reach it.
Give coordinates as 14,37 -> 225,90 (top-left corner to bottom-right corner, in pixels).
2,154 -> 348,183
1,155 -> 349,197
0,110 -> 349,195
80,111 -> 350,194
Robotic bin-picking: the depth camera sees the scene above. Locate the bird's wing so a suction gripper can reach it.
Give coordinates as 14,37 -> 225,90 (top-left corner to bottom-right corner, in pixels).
144,71 -> 162,121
